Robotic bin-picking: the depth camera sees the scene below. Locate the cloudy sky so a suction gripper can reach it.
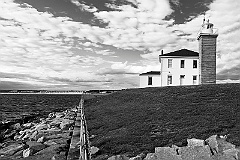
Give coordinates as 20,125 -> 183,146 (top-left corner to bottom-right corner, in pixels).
0,0 -> 240,90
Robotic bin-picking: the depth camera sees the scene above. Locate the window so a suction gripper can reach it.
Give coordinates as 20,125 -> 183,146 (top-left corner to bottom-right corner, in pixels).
193,60 -> 197,68
168,59 -> 172,68
180,60 -> 185,68
167,75 -> 172,85
193,75 -> 197,85
148,76 -> 152,85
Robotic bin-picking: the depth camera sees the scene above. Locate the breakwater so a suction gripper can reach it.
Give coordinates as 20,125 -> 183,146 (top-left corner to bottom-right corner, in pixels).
0,97 -> 91,160
107,135 -> 240,160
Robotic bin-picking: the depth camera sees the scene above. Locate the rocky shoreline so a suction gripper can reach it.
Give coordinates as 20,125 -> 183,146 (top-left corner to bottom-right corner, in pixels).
106,135 -> 240,160
0,108 -> 77,160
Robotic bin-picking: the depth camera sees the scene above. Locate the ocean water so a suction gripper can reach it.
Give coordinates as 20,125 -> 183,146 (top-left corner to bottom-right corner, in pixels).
0,94 -> 82,122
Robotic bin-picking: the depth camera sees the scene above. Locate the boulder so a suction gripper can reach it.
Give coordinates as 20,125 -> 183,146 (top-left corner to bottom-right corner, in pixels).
35,123 -> 48,131
90,146 -> 100,155
0,143 -> 25,155
205,135 -> 235,154
37,136 -> 46,143
46,132 -> 70,140
22,123 -> 34,129
44,138 -> 68,145
11,123 -> 21,130
55,113 -> 65,118
187,138 -> 205,147
29,130 -> 38,140
23,148 -> 33,158
129,155 -> 142,160
144,153 -> 157,160
108,155 -> 130,160
35,144 -> 67,155
59,119 -> 74,130
179,145 -> 212,160
26,141 -> 46,153
155,147 -> 182,160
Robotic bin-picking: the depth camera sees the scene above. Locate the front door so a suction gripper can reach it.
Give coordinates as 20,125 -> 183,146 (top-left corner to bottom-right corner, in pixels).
180,75 -> 185,85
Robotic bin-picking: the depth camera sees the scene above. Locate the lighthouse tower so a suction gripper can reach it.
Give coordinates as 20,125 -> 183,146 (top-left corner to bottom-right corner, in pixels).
197,19 -> 218,84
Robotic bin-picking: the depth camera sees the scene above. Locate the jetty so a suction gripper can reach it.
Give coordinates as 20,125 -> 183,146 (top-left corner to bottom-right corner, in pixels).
0,97 -> 91,160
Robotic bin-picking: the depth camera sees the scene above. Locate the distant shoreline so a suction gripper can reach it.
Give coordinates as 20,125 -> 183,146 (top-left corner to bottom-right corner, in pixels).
0,93 -> 84,94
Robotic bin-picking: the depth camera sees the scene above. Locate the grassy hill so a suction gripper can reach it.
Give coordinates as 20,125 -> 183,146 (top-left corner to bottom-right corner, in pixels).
84,83 -> 240,158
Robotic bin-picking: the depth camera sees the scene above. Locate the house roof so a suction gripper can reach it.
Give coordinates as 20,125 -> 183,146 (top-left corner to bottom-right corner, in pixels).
159,49 -> 199,57
139,71 -> 160,76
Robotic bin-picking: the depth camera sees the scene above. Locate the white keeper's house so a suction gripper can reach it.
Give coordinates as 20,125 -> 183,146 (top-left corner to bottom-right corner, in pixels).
139,19 -> 218,88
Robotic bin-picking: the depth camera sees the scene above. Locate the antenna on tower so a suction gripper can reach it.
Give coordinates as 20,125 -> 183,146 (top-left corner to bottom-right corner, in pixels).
203,13 -> 206,24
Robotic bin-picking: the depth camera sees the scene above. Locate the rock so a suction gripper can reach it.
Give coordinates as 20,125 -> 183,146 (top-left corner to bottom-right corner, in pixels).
29,130 -> 38,140
129,155 -> 142,160
155,147 -> 182,160
11,123 -> 21,130
49,118 -> 63,128
44,138 -> 68,145
0,143 -> 25,155
35,144 -> 67,155
205,135 -> 235,154
187,138 -> 205,147
108,155 -> 130,160
26,141 -> 46,153
4,130 -> 16,139
179,145 -> 212,160
48,113 -> 56,119
13,149 -> 24,158
44,140 -> 58,146
46,133 -> 70,140
35,123 -> 48,131
22,132 -> 32,140
60,119 -> 74,130
37,136 -> 45,143
55,113 -> 65,118
23,148 -> 33,158
22,123 -> 33,129
144,153 -> 157,160
90,146 -> 99,155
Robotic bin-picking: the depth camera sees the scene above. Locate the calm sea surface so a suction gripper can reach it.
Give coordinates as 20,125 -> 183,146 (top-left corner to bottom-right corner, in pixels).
0,94 -> 82,122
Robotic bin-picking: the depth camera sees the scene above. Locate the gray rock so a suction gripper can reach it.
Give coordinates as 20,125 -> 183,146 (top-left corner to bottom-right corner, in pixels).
155,147 -> 182,160
44,138 -> 68,145
90,146 -> 100,155
59,119 -> 74,130
23,148 -> 33,158
108,155 -> 130,160
187,138 -> 205,147
22,123 -> 34,129
11,123 -> 21,130
26,141 -> 46,153
0,143 -> 25,155
129,155 -> 142,160
35,144 -> 67,155
205,135 -> 235,154
144,153 -> 157,160
35,123 -> 48,131
29,130 -> 38,140
45,132 -> 70,140
179,145 -> 212,160
37,136 -> 45,143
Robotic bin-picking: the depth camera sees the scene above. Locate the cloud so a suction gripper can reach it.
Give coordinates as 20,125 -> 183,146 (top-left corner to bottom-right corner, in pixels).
70,0 -> 98,12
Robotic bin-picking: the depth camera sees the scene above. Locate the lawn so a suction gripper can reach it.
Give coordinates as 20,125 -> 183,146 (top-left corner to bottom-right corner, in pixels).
84,83 -> 240,158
